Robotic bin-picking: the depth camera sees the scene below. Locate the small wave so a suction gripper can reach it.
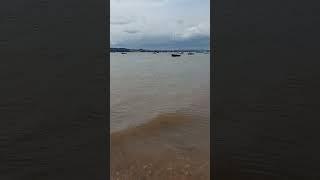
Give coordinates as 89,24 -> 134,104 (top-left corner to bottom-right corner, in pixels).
111,113 -> 192,143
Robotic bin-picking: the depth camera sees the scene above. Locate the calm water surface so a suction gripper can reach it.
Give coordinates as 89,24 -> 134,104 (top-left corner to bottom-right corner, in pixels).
110,52 -> 210,133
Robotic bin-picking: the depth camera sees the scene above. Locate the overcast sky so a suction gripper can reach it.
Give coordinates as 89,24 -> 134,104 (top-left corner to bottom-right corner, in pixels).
111,0 -> 210,50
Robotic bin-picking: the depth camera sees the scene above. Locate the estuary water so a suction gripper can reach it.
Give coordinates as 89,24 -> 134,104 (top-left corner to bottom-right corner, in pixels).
110,52 -> 210,179
111,52 -> 210,133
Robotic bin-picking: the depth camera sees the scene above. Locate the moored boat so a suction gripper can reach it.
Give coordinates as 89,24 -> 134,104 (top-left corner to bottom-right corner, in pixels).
171,54 -> 181,57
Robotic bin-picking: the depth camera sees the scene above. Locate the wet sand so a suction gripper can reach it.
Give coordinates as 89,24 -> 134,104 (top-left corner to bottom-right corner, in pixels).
111,113 -> 210,180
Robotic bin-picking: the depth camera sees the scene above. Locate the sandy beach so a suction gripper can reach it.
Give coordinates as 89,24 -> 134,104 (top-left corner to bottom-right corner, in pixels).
111,113 -> 210,180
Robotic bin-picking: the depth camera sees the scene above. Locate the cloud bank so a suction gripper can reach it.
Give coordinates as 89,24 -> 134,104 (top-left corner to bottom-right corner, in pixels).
111,0 -> 210,49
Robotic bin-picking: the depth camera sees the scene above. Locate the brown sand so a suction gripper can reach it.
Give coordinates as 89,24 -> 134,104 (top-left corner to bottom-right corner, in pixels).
111,113 -> 210,180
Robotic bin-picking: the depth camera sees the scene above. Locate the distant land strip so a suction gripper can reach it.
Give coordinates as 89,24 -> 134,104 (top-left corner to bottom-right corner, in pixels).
110,48 -> 210,53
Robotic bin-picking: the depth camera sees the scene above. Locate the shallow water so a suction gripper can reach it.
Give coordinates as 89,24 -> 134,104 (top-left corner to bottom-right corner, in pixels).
110,52 -> 210,179
110,52 -> 210,133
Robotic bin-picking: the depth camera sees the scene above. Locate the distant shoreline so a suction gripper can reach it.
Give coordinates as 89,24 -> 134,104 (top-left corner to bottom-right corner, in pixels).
110,47 -> 210,53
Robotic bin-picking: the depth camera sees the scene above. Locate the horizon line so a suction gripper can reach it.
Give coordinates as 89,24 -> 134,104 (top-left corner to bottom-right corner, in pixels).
110,47 -> 210,51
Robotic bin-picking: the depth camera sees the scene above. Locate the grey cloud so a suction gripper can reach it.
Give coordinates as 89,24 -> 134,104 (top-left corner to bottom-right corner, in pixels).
177,23 -> 210,39
114,34 -> 209,50
176,19 -> 184,25
110,17 -> 133,25
111,20 -> 131,25
114,0 -> 167,3
111,0 -> 210,49
124,29 -> 140,34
